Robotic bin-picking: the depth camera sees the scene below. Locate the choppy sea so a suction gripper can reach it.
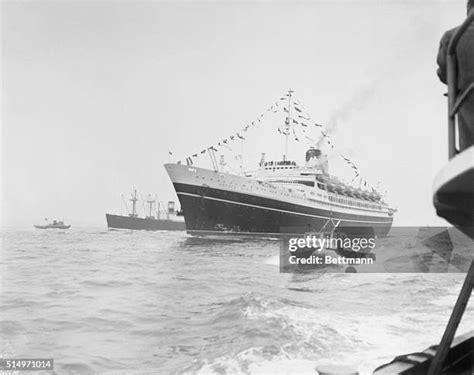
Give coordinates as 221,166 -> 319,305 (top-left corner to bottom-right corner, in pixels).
1,227 -> 473,374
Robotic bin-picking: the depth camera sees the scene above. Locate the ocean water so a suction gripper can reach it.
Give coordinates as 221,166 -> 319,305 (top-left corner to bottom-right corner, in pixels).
1,228 -> 473,375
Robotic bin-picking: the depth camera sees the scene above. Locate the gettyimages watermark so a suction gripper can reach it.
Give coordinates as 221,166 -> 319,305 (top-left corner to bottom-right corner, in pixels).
288,235 -> 376,252
281,232 -> 377,273
279,226 -> 474,273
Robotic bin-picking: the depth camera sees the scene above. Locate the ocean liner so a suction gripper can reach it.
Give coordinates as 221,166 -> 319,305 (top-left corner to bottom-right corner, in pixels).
165,90 -> 396,237
106,190 -> 185,231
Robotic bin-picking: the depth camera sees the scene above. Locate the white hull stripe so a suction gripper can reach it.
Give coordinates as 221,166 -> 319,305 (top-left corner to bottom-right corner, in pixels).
187,230 -> 306,237
177,192 -> 392,225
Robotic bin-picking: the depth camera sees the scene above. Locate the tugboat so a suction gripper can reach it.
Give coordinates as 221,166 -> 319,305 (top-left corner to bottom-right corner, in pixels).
371,12 -> 474,375
432,13 -> 474,240
105,190 -> 185,231
165,89 -> 395,237
373,262 -> 474,375
34,219 -> 71,230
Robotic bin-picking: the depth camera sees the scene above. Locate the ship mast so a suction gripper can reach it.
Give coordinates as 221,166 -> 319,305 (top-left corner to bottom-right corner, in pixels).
146,195 -> 155,218
130,189 -> 138,217
284,88 -> 294,162
208,147 -> 219,171
239,139 -> 244,174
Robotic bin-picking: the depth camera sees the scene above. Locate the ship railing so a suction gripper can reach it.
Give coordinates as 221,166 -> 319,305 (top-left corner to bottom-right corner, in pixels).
447,12 -> 474,159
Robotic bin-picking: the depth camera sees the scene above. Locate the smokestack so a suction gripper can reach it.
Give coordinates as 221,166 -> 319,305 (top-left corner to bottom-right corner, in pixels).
305,148 -> 329,175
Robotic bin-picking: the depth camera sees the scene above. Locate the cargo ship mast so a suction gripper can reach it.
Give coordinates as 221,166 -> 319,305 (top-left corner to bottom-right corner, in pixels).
129,190 -> 138,217
146,195 -> 155,219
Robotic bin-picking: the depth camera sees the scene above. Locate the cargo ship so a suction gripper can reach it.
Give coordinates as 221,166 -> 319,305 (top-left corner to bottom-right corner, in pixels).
105,190 -> 185,231
165,90 -> 396,237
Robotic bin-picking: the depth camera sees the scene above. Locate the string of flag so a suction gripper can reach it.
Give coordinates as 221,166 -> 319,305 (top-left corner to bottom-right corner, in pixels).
177,95 -> 286,165
176,90 -> 365,186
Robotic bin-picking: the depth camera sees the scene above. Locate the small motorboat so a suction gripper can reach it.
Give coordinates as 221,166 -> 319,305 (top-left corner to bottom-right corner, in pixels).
34,219 -> 71,230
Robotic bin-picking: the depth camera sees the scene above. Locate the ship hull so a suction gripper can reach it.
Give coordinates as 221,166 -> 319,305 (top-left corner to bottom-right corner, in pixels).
165,164 -> 393,237
105,214 -> 185,231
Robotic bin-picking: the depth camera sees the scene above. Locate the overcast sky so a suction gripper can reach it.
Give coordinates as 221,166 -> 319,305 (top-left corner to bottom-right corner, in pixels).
1,0 -> 467,227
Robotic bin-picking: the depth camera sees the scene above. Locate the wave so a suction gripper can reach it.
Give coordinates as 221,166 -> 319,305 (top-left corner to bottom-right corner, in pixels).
80,280 -> 133,288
